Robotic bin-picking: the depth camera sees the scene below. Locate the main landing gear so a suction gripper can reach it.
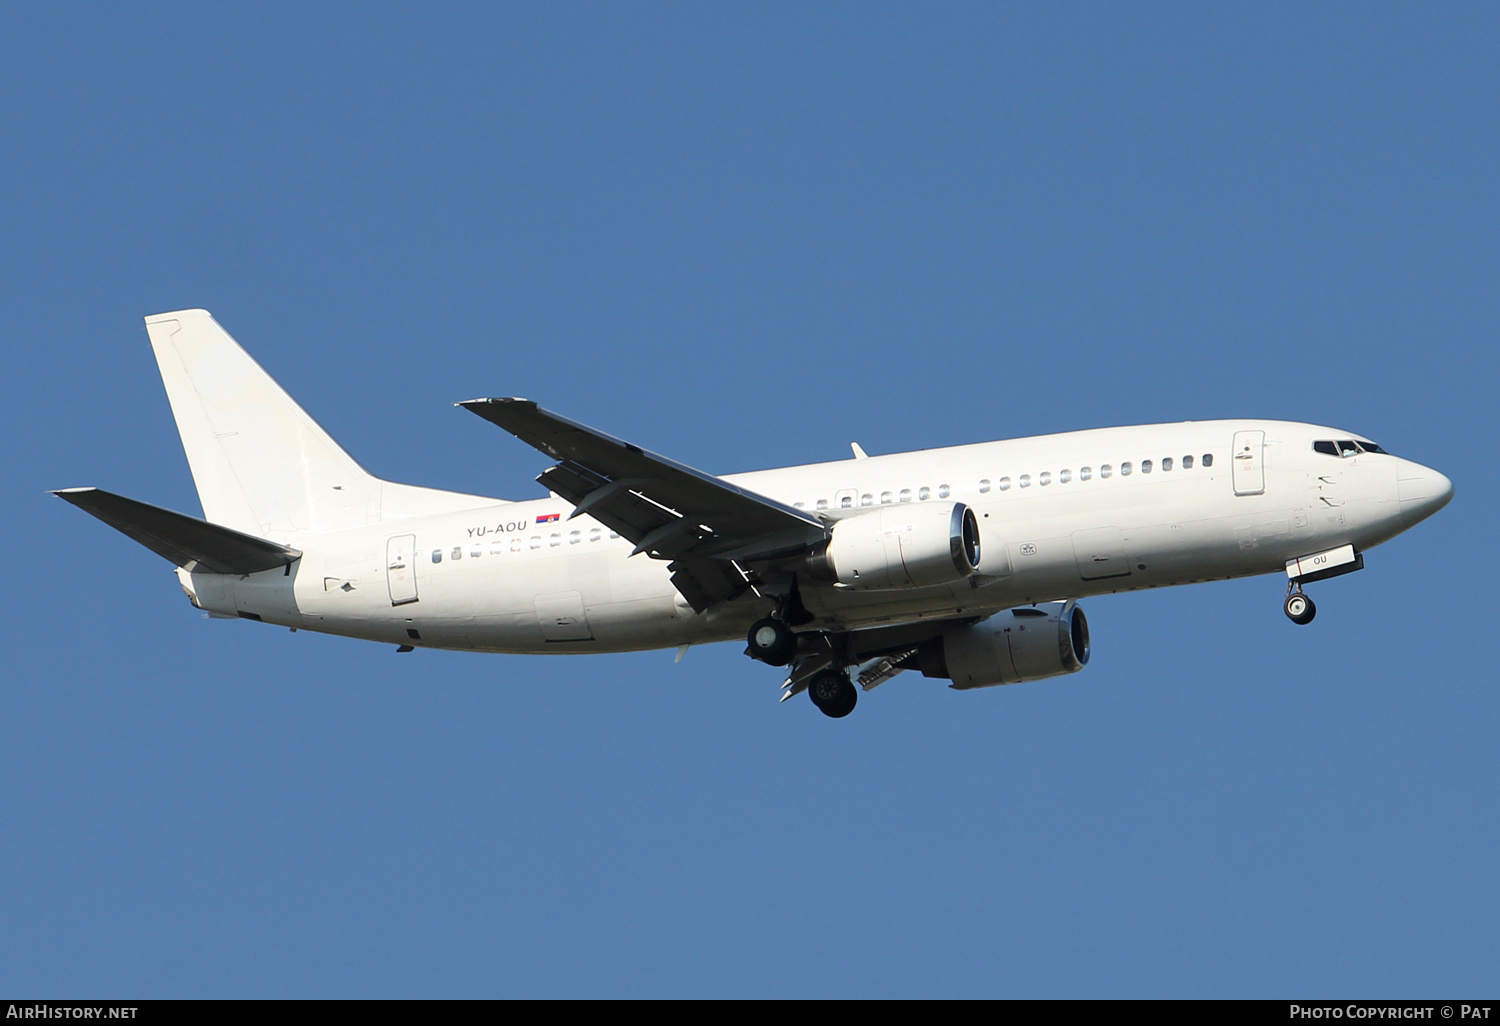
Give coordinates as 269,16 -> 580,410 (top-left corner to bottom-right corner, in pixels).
807,669 -> 858,718
746,581 -> 855,718
745,579 -> 813,667
1284,584 -> 1317,625
746,619 -> 858,719
746,617 -> 797,666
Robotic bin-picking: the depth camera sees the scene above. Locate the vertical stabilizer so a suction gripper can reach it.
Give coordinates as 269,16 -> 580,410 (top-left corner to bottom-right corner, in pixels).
146,310 -> 384,538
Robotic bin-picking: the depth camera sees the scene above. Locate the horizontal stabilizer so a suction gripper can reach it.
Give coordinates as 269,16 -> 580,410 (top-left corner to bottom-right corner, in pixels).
53,487 -> 301,575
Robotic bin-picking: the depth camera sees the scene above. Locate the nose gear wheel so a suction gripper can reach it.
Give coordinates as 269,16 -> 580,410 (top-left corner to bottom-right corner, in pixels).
1284,584 -> 1316,625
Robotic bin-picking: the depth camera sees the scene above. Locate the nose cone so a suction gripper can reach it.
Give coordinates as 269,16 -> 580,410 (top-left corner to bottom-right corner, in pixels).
1397,463 -> 1454,528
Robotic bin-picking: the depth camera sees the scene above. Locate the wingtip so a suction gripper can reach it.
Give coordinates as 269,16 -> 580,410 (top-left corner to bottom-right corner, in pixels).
144,308 -> 213,324
457,397 -> 532,408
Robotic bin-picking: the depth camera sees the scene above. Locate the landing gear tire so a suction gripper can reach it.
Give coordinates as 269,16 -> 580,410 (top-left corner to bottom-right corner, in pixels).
1284,592 -> 1316,625
747,617 -> 797,667
808,670 -> 857,719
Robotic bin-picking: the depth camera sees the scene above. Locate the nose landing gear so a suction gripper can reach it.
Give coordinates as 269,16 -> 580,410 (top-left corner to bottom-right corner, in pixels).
1282,544 -> 1365,625
1284,584 -> 1317,625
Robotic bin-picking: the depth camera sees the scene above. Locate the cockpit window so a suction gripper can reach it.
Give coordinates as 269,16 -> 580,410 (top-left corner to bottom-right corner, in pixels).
1315,439 -> 1387,458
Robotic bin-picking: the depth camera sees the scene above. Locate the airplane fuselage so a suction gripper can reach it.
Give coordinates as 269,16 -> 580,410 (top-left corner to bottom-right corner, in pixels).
176,418 -> 1449,654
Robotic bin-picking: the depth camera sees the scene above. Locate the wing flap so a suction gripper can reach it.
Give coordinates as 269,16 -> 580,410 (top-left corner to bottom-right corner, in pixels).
668,557 -> 751,613
460,399 -> 826,600
536,460 -> 683,547
53,487 -> 301,575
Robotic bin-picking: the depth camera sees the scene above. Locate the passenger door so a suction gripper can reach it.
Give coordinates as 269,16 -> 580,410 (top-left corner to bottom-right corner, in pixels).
1232,430 -> 1266,496
386,534 -> 419,606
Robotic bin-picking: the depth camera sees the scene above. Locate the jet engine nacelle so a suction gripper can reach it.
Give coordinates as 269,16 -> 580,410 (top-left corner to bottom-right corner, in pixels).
814,501 -> 980,590
918,601 -> 1090,688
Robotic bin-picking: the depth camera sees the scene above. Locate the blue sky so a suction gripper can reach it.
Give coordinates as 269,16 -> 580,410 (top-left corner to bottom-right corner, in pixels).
1,4 -> 1494,997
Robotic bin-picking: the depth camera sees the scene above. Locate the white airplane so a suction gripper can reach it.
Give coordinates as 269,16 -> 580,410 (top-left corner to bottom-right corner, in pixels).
56,310 -> 1453,717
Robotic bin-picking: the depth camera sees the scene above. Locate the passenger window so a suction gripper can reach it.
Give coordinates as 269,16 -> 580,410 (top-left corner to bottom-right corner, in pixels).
918,486 -> 930,501
841,495 -> 853,508
998,477 -> 1011,491
491,543 -> 503,556
1080,466 -> 1092,481
1141,460 -> 1152,474
880,491 -> 892,504
549,534 -> 561,548
609,531 -> 620,539
1121,462 -> 1133,476
589,527 -> 601,542
469,547 -> 481,559
793,501 -> 805,509
1162,457 -> 1172,471
431,549 -> 442,563
938,485 -> 950,499
511,538 -> 522,552
861,493 -> 873,506
569,530 -> 581,545
1202,453 -> 1213,467
816,498 -> 829,510
899,488 -> 912,502
1183,455 -> 1194,469
978,479 -> 991,494
530,537 -> 541,550
1059,469 -> 1071,484
1100,464 -> 1113,479
451,546 -> 462,560
1019,474 -> 1031,488
1039,471 -> 1051,486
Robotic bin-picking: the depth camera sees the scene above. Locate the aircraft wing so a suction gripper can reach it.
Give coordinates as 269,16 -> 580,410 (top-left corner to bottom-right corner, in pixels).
459,398 -> 827,611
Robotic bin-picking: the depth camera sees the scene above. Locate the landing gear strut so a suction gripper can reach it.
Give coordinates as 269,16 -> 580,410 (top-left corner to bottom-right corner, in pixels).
807,669 -> 858,718
1284,583 -> 1316,625
747,617 -> 797,666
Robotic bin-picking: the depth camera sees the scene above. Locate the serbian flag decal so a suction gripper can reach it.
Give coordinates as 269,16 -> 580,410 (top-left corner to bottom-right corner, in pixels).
536,513 -> 561,524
